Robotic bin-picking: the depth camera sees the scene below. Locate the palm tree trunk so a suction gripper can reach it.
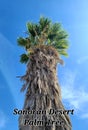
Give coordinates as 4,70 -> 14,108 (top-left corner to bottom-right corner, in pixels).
19,45 -> 72,130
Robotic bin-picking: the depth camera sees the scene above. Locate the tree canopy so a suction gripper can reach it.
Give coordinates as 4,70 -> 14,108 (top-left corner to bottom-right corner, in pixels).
17,17 -> 69,63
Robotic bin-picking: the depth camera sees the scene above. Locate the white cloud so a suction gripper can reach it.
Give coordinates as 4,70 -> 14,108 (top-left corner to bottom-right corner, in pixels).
0,110 -> 7,128
81,113 -> 88,119
77,56 -> 88,64
60,69 -> 88,119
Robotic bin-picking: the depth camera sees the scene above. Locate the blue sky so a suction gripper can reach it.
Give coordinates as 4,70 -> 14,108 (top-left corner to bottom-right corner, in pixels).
0,0 -> 88,129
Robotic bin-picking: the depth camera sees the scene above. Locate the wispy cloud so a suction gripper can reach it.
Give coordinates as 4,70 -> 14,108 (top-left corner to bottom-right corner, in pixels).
0,110 -> 7,128
81,113 -> 88,119
0,33 -> 23,107
77,56 -> 88,64
60,69 -> 88,119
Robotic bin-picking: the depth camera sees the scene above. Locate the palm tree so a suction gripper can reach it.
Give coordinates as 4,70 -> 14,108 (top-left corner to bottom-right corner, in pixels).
18,17 -> 72,130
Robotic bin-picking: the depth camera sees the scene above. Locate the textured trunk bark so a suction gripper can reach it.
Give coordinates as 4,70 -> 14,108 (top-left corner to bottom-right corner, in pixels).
19,45 -> 72,130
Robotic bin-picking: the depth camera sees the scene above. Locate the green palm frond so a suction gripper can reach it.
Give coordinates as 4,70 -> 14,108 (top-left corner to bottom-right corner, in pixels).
27,23 -> 36,37
17,37 -> 28,47
20,54 -> 29,63
58,50 -> 68,56
39,17 -> 51,32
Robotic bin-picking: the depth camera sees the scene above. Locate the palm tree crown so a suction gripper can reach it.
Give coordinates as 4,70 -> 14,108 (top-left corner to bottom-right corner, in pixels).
17,17 -> 69,64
